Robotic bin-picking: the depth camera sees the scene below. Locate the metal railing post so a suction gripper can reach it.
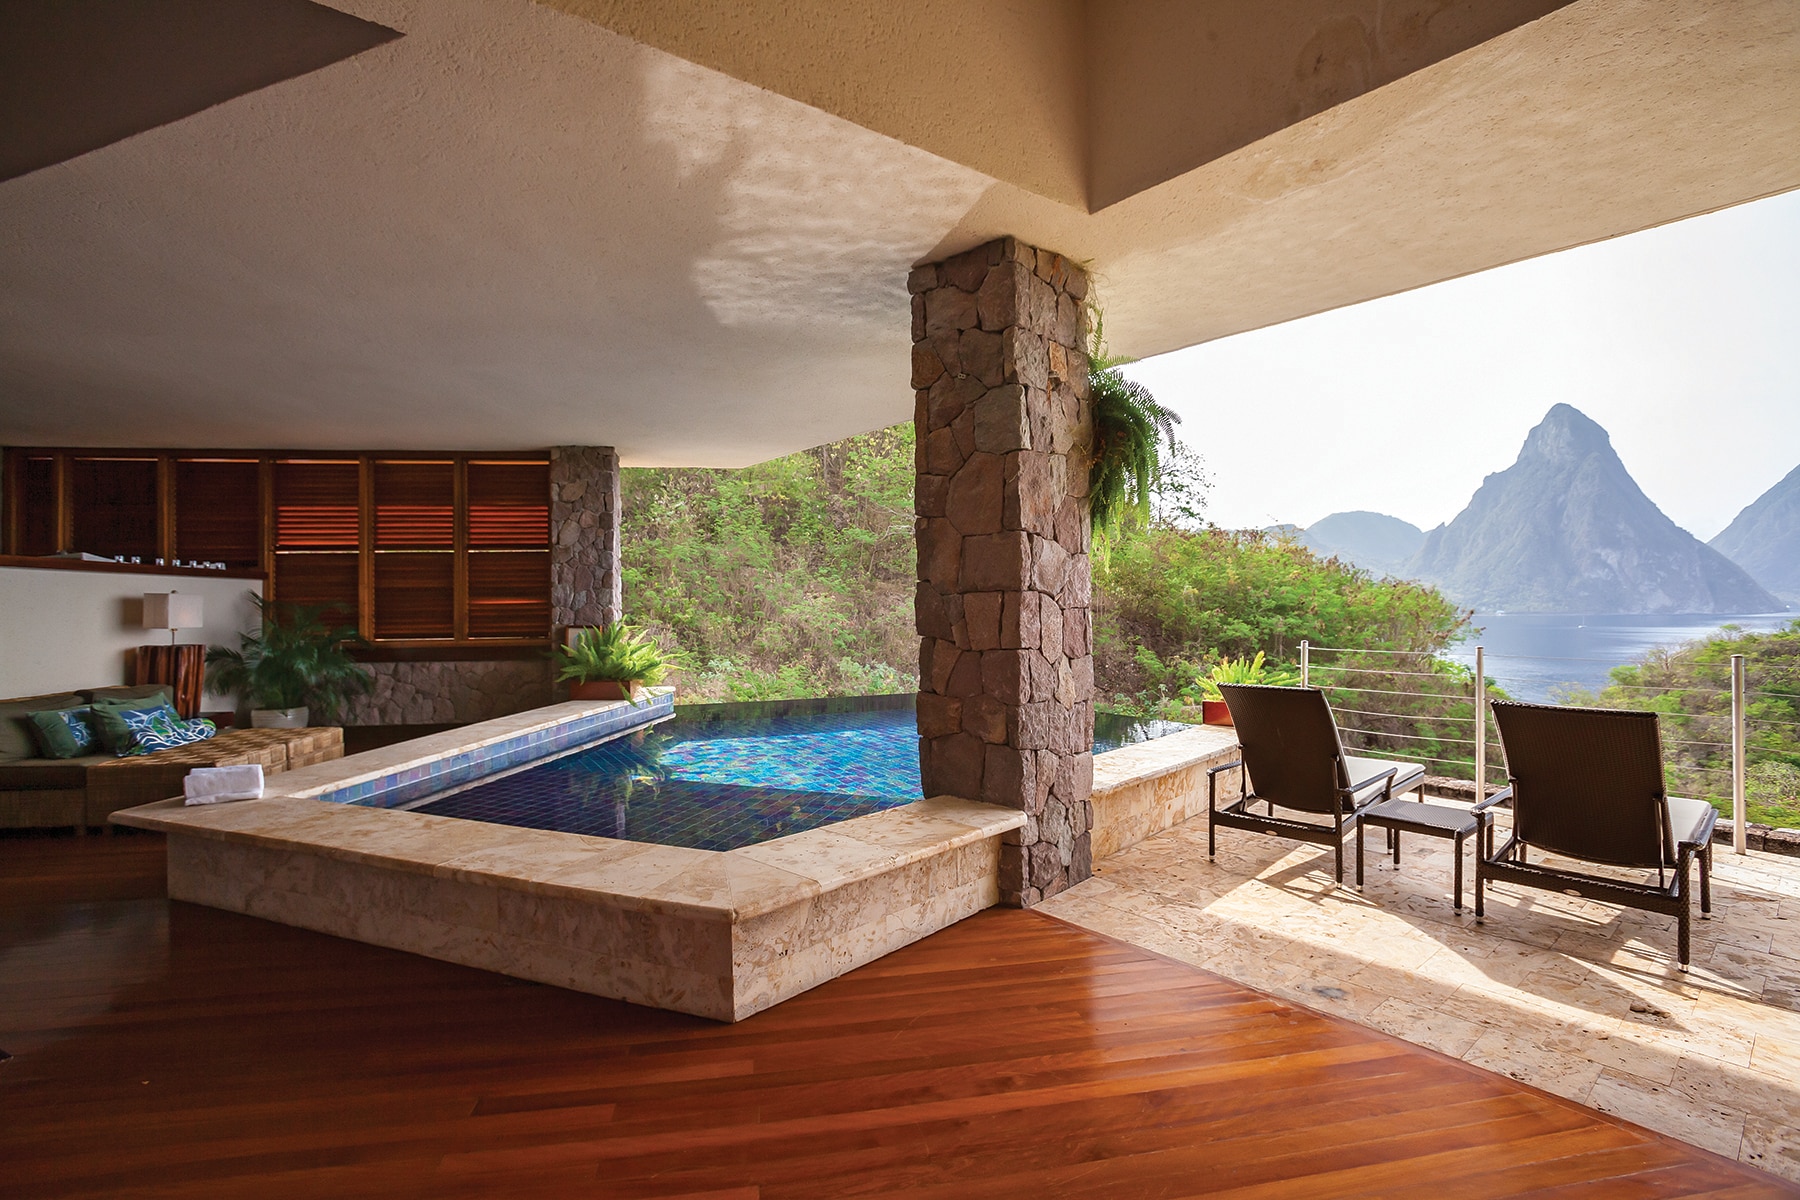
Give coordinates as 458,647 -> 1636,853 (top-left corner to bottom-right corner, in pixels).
1473,645 -> 1486,802
1732,652 -> 1747,855
1300,640 -> 1310,688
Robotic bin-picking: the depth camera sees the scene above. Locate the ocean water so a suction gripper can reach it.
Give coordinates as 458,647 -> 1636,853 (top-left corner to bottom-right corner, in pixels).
1442,611 -> 1795,701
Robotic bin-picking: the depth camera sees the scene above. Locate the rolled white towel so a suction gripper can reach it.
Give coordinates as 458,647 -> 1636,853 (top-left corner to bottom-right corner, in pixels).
184,764 -> 264,805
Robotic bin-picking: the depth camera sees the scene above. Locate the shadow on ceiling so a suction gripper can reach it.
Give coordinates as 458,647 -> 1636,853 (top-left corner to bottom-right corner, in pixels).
0,0 -> 401,184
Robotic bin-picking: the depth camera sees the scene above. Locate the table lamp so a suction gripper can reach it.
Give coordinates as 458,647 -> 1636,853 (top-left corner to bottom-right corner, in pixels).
143,592 -> 204,645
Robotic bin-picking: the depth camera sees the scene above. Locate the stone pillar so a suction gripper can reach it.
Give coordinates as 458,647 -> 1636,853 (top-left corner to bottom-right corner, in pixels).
550,446 -> 623,636
911,237 -> 1094,907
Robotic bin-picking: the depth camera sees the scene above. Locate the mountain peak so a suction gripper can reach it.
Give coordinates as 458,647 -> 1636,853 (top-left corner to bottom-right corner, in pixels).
1409,406 -> 1781,614
1520,403 -> 1614,465
1711,463 -> 1800,601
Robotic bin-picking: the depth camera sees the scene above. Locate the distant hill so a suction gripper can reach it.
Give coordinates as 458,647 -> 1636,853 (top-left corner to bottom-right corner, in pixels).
1710,464 -> 1800,602
1298,511 -> 1424,576
1408,405 -> 1782,614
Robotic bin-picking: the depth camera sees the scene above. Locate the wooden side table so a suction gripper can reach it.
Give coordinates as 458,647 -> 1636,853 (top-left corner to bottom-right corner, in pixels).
135,643 -> 206,718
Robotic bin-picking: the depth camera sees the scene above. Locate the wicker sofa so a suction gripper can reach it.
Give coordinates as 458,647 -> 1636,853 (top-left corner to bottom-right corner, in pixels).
0,685 -> 342,831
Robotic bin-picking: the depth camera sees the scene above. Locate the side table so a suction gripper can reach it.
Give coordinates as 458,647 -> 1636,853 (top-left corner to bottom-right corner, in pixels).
1357,797 -> 1482,912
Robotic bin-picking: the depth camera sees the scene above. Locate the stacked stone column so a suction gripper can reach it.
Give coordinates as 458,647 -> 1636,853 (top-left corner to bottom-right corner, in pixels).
911,238 -> 1094,906
550,446 -> 623,638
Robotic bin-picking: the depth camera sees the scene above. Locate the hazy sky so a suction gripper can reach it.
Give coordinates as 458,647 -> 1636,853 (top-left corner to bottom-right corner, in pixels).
1125,188 -> 1800,541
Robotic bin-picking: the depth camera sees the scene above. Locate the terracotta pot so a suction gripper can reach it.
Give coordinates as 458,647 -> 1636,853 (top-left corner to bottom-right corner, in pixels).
1201,700 -> 1233,727
569,680 -> 639,702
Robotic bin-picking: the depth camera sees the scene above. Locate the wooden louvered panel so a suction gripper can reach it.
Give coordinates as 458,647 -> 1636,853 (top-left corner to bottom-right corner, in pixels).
373,552 -> 454,639
272,552 -> 359,629
274,460 -> 358,548
467,460 -> 549,549
70,457 -> 158,560
467,549 -> 549,638
17,455 -> 57,556
374,460 -> 453,549
173,460 -> 261,567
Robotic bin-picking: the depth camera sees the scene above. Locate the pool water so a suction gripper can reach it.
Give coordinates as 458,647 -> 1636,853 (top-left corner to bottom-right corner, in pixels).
407,695 -> 1191,852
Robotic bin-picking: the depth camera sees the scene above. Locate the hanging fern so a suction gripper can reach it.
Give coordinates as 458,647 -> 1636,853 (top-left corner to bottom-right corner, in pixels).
1088,322 -> 1180,561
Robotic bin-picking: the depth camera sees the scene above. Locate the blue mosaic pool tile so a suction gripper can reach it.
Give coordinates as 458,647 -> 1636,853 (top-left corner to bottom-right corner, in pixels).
336,695 -> 1191,852
320,693 -> 674,810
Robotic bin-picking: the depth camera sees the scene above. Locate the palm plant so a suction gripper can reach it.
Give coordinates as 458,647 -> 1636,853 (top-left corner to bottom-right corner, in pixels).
205,593 -> 372,722
1088,318 -> 1181,560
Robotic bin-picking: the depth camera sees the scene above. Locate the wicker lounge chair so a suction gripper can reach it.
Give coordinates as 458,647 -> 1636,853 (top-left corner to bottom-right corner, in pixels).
1207,683 -> 1426,887
1476,701 -> 1715,968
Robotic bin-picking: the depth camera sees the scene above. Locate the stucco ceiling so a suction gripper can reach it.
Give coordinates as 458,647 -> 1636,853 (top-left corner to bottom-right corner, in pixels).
1,0 -> 1795,465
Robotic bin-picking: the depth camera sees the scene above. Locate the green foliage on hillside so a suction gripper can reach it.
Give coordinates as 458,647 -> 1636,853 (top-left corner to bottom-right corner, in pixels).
620,426 -> 918,702
1566,620 -> 1800,826
1094,527 -> 1468,706
622,424 -> 1474,731
1093,525 -> 1482,779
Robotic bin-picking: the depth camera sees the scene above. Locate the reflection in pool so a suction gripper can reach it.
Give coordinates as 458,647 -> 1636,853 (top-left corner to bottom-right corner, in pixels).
404,695 -> 1190,851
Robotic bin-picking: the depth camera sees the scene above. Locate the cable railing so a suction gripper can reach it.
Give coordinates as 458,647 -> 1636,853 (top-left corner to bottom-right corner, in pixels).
1298,639 -> 1777,855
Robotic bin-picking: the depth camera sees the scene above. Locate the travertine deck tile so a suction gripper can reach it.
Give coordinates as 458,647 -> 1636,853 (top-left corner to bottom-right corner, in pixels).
1044,804 -> 1800,1182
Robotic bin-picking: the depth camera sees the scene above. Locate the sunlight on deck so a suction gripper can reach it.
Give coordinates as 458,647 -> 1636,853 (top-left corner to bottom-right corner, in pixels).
1043,809 -> 1800,1181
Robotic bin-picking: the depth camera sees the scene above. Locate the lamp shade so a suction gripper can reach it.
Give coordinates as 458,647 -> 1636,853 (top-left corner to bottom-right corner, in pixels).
143,592 -> 204,630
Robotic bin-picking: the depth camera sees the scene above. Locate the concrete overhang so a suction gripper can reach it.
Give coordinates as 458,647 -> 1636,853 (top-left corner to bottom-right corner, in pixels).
1,0 -> 1795,464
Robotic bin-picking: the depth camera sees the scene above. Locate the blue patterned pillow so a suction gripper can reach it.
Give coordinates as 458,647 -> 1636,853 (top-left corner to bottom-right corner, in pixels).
118,707 -> 217,756
25,707 -> 96,758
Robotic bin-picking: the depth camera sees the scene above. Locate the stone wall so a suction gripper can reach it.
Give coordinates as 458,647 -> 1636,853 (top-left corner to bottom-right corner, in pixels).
345,660 -> 555,726
911,236 -> 1095,907
550,446 -> 623,636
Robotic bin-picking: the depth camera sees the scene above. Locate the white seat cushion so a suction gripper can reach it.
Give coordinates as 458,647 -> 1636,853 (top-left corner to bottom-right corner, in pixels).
1345,755 -> 1426,801
1667,795 -> 1717,849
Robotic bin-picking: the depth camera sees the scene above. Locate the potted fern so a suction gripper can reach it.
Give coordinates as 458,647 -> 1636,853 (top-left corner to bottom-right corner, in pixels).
556,623 -> 673,702
1190,652 -> 1302,726
205,594 -> 372,728
1088,320 -> 1181,560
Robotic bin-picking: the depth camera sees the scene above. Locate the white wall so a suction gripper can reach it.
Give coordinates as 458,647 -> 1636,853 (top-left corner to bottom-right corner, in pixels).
0,567 -> 262,707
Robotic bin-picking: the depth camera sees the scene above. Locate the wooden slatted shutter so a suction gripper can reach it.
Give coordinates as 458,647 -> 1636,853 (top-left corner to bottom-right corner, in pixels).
466,460 -> 550,638
273,459 -> 360,629
70,457 -> 159,560
16,455 -> 58,556
173,459 -> 261,568
373,459 -> 455,639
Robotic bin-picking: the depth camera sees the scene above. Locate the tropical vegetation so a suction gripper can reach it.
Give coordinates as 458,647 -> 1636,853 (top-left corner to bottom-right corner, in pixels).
555,623 -> 675,686
205,593 -> 372,722
1564,620 -> 1800,827
619,422 -> 1472,723
1087,334 -> 1181,559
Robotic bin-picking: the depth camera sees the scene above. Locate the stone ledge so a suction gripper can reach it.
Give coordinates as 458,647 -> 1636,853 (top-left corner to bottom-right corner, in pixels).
1091,726 -> 1242,862
1716,820 -> 1800,857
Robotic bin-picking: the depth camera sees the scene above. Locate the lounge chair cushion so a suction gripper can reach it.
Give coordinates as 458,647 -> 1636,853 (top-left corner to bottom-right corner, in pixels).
1667,796 -> 1716,850
1345,755 -> 1425,801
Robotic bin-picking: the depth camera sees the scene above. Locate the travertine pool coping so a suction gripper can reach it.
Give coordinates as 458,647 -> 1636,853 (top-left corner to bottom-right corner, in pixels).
1091,724 -> 1242,860
114,697 -> 1027,1020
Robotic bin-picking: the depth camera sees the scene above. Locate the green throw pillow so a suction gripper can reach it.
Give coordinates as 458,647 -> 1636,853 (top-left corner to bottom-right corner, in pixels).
89,698 -> 181,756
25,707 -> 97,759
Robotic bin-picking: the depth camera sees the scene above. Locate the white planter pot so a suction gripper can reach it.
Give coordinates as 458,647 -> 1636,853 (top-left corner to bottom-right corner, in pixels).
251,706 -> 309,729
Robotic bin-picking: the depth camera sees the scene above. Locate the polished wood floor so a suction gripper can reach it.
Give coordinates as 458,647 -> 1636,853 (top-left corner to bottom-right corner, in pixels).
3,834 -> 1794,1199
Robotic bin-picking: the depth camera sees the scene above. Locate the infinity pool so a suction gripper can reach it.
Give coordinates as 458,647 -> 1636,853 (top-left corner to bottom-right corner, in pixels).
400,695 -> 1190,851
